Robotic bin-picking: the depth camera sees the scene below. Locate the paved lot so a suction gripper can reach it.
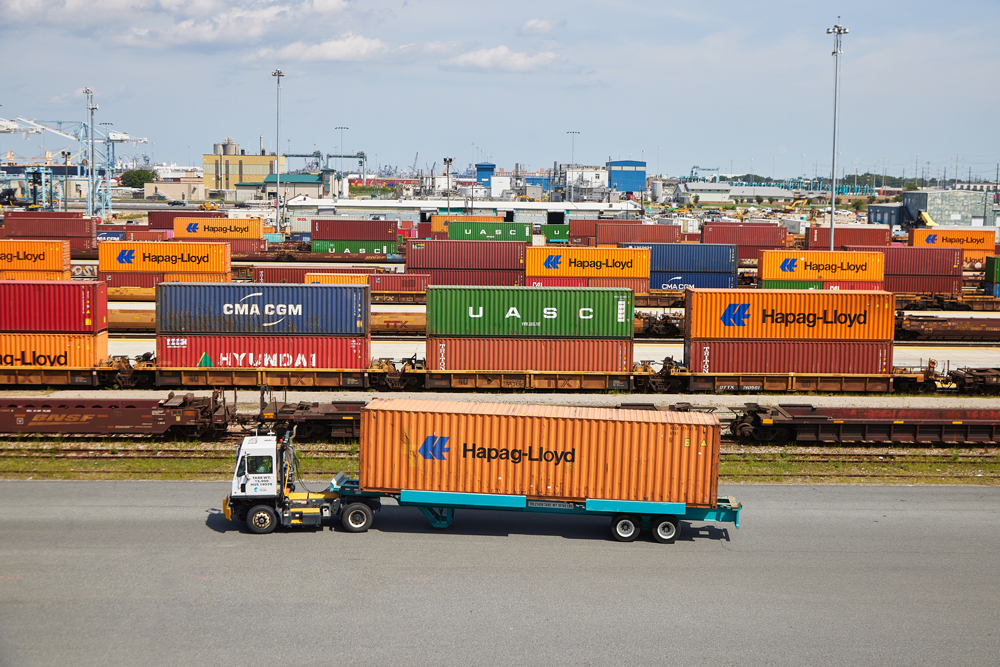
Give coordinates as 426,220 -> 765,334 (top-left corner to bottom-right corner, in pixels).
1,482 -> 998,666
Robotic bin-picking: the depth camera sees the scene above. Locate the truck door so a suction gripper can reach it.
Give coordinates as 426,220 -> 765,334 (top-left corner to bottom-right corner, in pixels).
244,454 -> 278,497
232,454 -> 248,497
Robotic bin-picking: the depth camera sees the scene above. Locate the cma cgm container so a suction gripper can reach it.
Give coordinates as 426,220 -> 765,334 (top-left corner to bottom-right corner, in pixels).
620,243 -> 736,273
173,218 -> 263,239
311,219 -> 399,241
97,231 -> 125,242
426,337 -> 634,372
684,340 -> 893,375
156,335 -> 370,369
424,269 -> 525,286
525,247 -> 651,278
684,289 -> 895,341
147,210 -> 224,230
701,224 -> 786,246
596,223 -> 680,244
0,240 -> 70,272
447,221 -> 531,241
359,399 -> 720,507
806,225 -> 891,248
650,272 -> 736,291
426,286 -> 633,338
157,283 -> 369,335
0,332 -> 108,368
0,271 -> 73,281
758,250 -> 884,282
312,240 -> 397,254
429,215 -> 504,234
304,273 -> 369,285
909,227 -> 995,252
0,281 -> 107,333
843,246 -> 963,276
251,266 -> 378,283
569,218 -> 640,237
882,276 -> 963,294
3,217 -> 96,238
99,241 -> 231,274
406,240 -> 526,270
368,273 -> 430,292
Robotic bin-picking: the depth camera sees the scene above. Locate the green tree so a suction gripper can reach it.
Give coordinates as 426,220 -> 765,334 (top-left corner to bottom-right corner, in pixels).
904,182 -> 918,191
120,169 -> 157,188
692,194 -> 700,205
755,195 -> 764,204
852,199 -> 865,212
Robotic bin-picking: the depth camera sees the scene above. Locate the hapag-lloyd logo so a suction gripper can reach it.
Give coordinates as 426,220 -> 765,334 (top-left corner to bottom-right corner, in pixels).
417,435 -> 577,465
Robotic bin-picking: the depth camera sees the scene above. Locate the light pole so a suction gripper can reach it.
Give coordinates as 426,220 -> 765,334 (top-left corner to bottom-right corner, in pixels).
336,126 -> 348,172
827,19 -> 848,250
83,87 -> 97,216
272,69 -> 283,228
443,157 -> 454,212
566,131 -> 579,202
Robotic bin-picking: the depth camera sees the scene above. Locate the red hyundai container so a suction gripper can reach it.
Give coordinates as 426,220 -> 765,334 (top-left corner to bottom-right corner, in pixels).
147,210 -> 225,230
405,240 -> 526,270
569,219 -> 640,237
822,282 -> 883,290
369,273 -> 430,292
97,272 -> 164,288
4,218 -> 96,238
156,334 -> 370,369
251,266 -> 379,283
843,246 -> 963,276
882,275 -> 963,294
596,223 -> 680,244
702,224 -> 787,246
526,277 -> 588,287
426,337 -> 634,372
425,269 -> 525,286
0,281 -> 107,333
311,219 -> 399,241
807,225 -> 891,248
684,339 -> 893,374
587,277 -> 650,294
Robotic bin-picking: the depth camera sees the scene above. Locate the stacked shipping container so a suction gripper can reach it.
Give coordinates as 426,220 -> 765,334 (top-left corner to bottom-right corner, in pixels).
97,241 -> 232,289
3,211 -> 97,253
0,239 -> 72,281
406,240 -> 526,286
909,227 -> 995,267
311,219 -> 400,256
147,210 -> 225,230
845,246 -> 963,294
568,218 -> 640,246
757,250 -> 885,290
982,257 -> 1000,297
805,225 -> 891,249
524,246 -> 651,294
619,243 -> 737,290
701,223 -> 787,262
306,273 -> 431,292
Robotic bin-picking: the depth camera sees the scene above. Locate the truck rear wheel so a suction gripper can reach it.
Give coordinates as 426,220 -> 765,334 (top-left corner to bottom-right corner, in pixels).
341,502 -> 373,533
247,505 -> 277,534
611,514 -> 640,542
651,516 -> 679,544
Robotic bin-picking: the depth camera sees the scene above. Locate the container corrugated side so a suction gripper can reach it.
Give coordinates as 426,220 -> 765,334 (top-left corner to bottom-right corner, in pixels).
702,225 -> 787,246
758,250 -> 885,282
98,242 -> 231,274
311,240 -> 397,254
359,398 -> 720,507
620,243 -> 736,273
424,269 -> 525,286
758,280 -> 824,289
985,283 -> 1000,299
4,218 -> 96,238
0,240 -> 70,272
882,276 -> 963,294
156,334 -> 370,369
823,282 -> 883,291
405,240 -> 526,270
126,231 -> 172,241
6,211 -> 83,218
585,278 -> 650,294
251,266 -> 379,283
163,273 -> 232,283
844,246 -> 963,276
806,225 -> 891,248
311,219 -> 399,241
541,225 -> 569,240
147,210 -> 224,230
304,273 -> 370,285
526,277 -> 588,287
426,286 -> 633,338
0,332 -> 107,368
368,274 -> 430,292
173,218 -> 263,240
447,222 -> 532,241
0,271 -> 73,281
156,283 -> 369,335
569,219 -> 640,237
909,228 -> 995,252
426,337 -> 633,372
650,272 -> 736,291
684,289 -> 896,341
429,215 -> 504,233
525,247 -> 650,278
987,256 -> 1000,283
0,281 -> 107,334
684,339 -> 893,374
596,224 -> 680,244
97,272 -> 163,288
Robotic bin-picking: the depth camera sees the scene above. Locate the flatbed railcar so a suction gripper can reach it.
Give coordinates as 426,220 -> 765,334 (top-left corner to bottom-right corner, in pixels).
896,315 -> 1000,341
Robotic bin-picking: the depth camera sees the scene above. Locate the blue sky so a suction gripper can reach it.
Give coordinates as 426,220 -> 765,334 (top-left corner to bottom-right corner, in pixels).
2,0 -> 998,180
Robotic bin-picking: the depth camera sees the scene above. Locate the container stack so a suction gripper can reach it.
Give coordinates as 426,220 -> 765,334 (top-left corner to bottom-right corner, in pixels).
147,210 -> 225,230
909,227 -> 996,269
155,283 -> 371,369
3,211 -> 97,254
306,272 -> 431,293
701,222 -> 787,262
684,288 -> 896,374
540,224 -> 569,244
172,217 -> 268,255
0,239 -> 72,281
983,257 -> 1000,297
568,218 -> 640,246
525,246 -> 651,294
619,243 -> 737,290
311,219 -> 399,256
845,246 -> 963,294
0,280 -> 108,368
97,241 -> 232,288
251,265 -> 379,283
425,285 -> 634,372
429,215 -> 504,238
757,250 -> 884,290
447,221 -> 531,241
406,240 -> 526,285
805,225 -> 891,248
595,223 -> 680,245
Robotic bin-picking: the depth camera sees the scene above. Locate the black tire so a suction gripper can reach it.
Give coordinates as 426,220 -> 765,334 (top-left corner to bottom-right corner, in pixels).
246,505 -> 277,534
651,515 -> 679,544
341,502 -> 374,533
611,514 -> 640,542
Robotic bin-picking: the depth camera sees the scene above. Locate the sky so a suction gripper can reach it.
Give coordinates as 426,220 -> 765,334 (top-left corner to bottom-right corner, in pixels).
2,0 -> 999,181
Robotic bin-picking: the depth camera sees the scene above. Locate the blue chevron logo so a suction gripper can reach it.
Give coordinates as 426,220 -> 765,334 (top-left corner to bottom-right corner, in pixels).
186,222 -> 199,233
543,254 -> 562,270
779,258 -> 797,272
926,234 -> 937,244
418,436 -> 450,461
116,249 -> 135,264
720,303 -> 750,327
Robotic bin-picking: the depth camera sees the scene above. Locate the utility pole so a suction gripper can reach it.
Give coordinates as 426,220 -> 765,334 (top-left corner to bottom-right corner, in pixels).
83,87 -> 97,216
826,19 -> 848,249
272,69 -> 283,228
566,131 -> 579,202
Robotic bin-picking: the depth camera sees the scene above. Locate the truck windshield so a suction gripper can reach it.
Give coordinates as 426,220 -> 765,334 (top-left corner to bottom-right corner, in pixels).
248,456 -> 273,474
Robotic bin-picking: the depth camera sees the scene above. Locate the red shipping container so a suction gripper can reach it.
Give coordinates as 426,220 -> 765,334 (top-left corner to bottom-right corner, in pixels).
822,282 -> 883,290
147,210 -> 225,230
430,232 -> 449,240
68,237 -> 96,251
741,245 -> 782,261
882,275 -> 963,294
398,221 -> 413,230
682,233 -> 701,242
596,223 -> 680,244
311,219 -> 399,241
0,281 -> 107,334
4,218 -> 96,238
97,272 -> 164,288
569,218 -> 640,237
251,266 -> 378,283
168,238 -> 266,253
417,222 -> 433,238
156,334 -> 370,369
126,231 -> 172,241
569,236 -> 596,246
368,273 -> 430,292
424,269 -> 525,286
586,277 -> 650,294
684,339 -> 893,375
843,246 -> 963,276
525,277 -> 588,287
5,211 -> 83,218
702,225 -> 787,246
405,240 -> 526,270
426,337 -> 634,372
807,225 -> 891,248
98,224 -> 150,232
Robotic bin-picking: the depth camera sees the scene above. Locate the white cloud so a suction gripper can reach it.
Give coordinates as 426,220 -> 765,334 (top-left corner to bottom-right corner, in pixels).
444,45 -> 557,72
519,18 -> 564,35
259,33 -> 388,62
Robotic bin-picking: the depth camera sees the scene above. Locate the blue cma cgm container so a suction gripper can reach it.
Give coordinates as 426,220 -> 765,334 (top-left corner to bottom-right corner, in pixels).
97,231 -> 126,241
650,272 -> 737,290
985,283 -> 1000,298
156,283 -> 370,335
620,243 -> 737,273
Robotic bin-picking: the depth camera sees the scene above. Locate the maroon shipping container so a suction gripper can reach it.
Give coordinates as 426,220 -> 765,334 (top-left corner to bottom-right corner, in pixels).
807,225 -> 890,248
416,222 -> 433,238
251,266 -> 378,283
424,269 -> 525,286
586,278 -> 650,294
431,232 -> 449,241
682,233 -> 701,242
596,223 -> 680,244
569,219 -> 640,237
5,211 -> 83,219
126,230 -> 172,241
426,337 -> 634,372
311,219 -> 399,241
177,239 -> 266,253
97,272 -> 164,288
526,277 -> 588,287
405,240 -> 526,270
702,224 -> 787,246
684,339 -> 893,375
98,224 -> 150,232
569,236 -> 597,246
822,282 -> 883,290
882,275 -> 963,294
741,245 -> 781,261
0,281 -> 107,334
147,210 -> 225,230
156,334 -> 370,369
843,246 -> 963,276
369,273 -> 430,292
4,218 -> 96,238
68,237 -> 96,251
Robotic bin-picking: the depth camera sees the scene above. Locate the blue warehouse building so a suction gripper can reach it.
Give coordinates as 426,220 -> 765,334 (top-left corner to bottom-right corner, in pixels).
475,162 -> 496,186
606,160 -> 646,194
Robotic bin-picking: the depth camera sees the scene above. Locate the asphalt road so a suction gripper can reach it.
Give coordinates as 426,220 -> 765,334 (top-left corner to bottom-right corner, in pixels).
1,483 -> 998,666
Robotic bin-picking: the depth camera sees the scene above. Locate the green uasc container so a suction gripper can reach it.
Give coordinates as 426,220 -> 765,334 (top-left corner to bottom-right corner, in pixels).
312,240 -> 395,254
447,222 -> 531,241
758,280 -> 824,290
426,286 -> 634,338
985,256 -> 1000,283
541,224 -> 569,239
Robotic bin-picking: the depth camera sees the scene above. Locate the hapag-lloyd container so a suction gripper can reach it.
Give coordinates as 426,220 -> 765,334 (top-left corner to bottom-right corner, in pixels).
569,219 -> 640,237
596,223 -> 680,244
173,218 -> 263,239
620,243 -> 736,273
311,219 -> 399,241
806,225 -> 891,248
156,283 -> 369,335
0,281 -> 107,333
0,331 -> 108,368
843,246 -> 963,276
684,289 -> 896,341
251,266 -> 379,283
368,273 -> 431,292
426,286 -> 633,338
147,210 -> 224,230
758,250 -> 885,282
447,221 -> 532,241
304,273 -> 370,285
156,334 -> 370,369
424,269 -> 525,286
98,241 -> 231,274
701,224 -> 787,246
429,215 -> 504,233
650,272 -> 736,290
426,337 -> 634,372
0,271 -> 73,281
882,275 -> 963,294
359,398 -> 721,507
526,277 -> 588,287
0,240 -> 70,272
406,240 -> 526,270
4,218 -> 96,238
909,228 -> 995,251
525,247 -> 651,278
684,340 -> 893,374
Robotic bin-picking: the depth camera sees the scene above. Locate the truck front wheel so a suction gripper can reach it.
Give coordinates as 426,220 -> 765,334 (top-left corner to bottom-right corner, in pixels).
341,503 -> 374,533
247,505 -> 277,534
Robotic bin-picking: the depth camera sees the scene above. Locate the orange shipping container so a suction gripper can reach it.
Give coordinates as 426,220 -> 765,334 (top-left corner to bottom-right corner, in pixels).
360,399 -> 720,507
173,217 -> 263,240
0,271 -> 73,281
0,240 -> 70,272
304,273 -> 369,285
0,331 -> 107,368
525,247 -> 651,278
758,250 -> 885,282
163,273 -> 232,283
684,288 -> 895,341
429,215 -> 504,233
908,228 -> 995,254
98,241 -> 231,274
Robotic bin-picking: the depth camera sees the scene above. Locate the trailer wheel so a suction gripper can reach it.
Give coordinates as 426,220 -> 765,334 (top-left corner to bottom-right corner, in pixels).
611,514 -> 640,542
247,505 -> 277,534
651,516 -> 679,544
341,502 -> 374,533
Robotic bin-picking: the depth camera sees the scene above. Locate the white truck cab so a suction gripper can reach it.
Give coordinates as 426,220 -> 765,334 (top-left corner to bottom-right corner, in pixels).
230,435 -> 280,500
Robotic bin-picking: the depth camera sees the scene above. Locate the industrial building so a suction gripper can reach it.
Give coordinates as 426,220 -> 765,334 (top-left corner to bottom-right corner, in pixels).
902,190 -> 997,227
202,137 -> 284,194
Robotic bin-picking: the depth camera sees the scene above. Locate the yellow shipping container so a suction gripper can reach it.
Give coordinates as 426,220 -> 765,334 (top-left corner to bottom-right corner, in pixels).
684,288 -> 895,341
173,217 -> 263,239
98,242 -> 231,274
429,215 -> 504,233
304,273 -> 369,285
0,331 -> 107,368
759,250 -> 885,282
0,240 -> 70,272
163,273 -> 232,283
525,246 -> 651,278
0,271 -> 73,281
263,226 -> 276,234
909,228 -> 995,253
